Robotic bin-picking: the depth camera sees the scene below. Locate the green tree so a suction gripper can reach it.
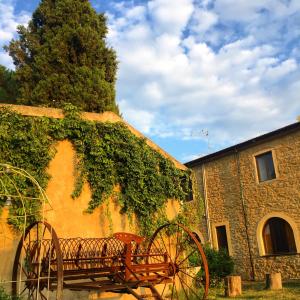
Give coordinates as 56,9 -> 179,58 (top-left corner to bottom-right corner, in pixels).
5,0 -> 119,114
0,65 -> 18,103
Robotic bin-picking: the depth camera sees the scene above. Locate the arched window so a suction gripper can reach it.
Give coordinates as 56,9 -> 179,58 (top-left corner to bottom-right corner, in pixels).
263,217 -> 296,255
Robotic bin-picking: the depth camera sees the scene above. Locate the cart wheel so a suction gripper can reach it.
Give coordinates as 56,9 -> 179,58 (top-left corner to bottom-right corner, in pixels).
12,221 -> 63,300
147,223 -> 209,300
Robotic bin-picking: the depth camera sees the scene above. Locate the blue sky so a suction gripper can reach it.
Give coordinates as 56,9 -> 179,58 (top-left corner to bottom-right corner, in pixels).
1,0 -> 300,163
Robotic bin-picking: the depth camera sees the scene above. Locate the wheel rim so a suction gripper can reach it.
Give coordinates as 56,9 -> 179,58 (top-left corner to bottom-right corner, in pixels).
148,223 -> 209,300
12,221 -> 63,300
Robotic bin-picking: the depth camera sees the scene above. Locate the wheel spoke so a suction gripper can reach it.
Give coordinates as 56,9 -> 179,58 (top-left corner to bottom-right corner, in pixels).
152,239 -> 164,254
18,262 -> 29,277
42,225 -> 47,239
20,285 -> 28,296
174,235 -> 189,263
39,290 -> 48,300
174,278 -> 180,299
29,286 -> 36,298
179,268 -> 198,280
158,232 -> 169,257
174,225 -> 180,263
14,222 -> 62,300
177,249 -> 196,267
178,272 -> 201,299
148,224 -> 207,300
22,243 -> 29,256
36,223 -> 39,242
29,230 -> 31,248
161,283 -> 167,297
177,273 -> 189,300
149,239 -> 166,264
170,281 -> 175,300
168,229 -> 172,259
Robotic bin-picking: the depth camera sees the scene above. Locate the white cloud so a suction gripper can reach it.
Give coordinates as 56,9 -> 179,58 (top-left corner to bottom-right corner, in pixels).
190,8 -> 218,34
0,1 -> 31,69
1,0 -> 299,160
0,51 -> 14,69
148,0 -> 194,35
264,59 -> 297,80
214,0 -> 272,22
212,0 -> 300,22
119,99 -> 155,134
143,82 -> 163,107
106,0 -> 300,154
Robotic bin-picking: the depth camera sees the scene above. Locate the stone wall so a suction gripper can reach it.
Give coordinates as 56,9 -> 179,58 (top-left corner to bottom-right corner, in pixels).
191,127 -> 300,280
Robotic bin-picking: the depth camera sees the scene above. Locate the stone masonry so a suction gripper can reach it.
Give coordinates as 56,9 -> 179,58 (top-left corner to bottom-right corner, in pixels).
186,122 -> 300,280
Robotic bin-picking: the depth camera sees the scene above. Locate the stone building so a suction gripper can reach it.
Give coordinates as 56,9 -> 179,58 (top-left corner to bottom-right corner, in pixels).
186,121 -> 300,280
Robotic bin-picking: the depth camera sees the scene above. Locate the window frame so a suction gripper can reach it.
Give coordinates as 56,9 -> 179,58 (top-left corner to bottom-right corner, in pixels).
216,225 -> 229,253
256,213 -> 300,257
212,221 -> 233,256
253,149 -> 278,184
262,217 -> 297,255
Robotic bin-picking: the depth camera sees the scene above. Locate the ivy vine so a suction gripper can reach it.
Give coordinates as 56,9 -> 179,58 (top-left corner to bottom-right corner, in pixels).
0,104 -> 192,236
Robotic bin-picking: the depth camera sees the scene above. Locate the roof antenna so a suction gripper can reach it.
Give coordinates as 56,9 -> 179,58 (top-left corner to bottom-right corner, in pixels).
190,129 -> 210,155
201,129 -> 210,154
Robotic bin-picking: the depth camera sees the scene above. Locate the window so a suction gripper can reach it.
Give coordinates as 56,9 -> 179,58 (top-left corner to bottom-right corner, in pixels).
183,176 -> 193,202
216,225 -> 229,253
255,151 -> 276,182
263,217 -> 296,255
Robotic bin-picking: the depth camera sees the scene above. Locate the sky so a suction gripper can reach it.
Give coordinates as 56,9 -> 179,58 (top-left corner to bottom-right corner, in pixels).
0,0 -> 300,163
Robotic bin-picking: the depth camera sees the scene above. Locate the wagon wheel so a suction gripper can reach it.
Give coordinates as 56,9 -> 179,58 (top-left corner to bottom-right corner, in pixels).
12,221 -> 63,300
147,223 -> 209,300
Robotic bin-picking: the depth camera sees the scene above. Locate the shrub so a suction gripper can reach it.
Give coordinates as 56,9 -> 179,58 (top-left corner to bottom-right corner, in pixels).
0,286 -> 16,300
0,286 -> 22,300
204,246 -> 234,286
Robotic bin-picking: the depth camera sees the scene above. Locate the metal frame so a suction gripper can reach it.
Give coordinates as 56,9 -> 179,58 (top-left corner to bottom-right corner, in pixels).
12,221 -> 209,300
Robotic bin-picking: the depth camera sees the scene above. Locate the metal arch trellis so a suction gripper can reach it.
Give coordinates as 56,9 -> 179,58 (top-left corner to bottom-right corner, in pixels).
0,163 -> 53,299
0,163 -> 51,227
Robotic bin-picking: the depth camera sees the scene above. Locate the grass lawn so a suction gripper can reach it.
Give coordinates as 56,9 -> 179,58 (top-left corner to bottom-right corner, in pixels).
208,280 -> 300,300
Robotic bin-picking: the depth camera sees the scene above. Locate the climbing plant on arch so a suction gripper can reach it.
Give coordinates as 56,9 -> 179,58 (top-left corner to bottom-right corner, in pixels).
0,163 -> 50,231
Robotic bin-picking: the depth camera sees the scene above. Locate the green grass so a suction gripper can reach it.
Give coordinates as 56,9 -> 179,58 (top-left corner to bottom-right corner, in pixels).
208,280 -> 300,300
0,286 -> 15,300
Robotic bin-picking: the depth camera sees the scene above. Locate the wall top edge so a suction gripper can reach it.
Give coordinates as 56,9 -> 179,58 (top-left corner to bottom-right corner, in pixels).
0,103 -> 187,170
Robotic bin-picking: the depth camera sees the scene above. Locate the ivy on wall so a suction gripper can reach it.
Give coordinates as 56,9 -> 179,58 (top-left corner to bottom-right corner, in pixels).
0,105 -> 191,235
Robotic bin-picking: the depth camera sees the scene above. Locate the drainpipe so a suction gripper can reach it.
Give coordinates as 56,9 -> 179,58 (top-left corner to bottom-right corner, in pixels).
202,164 -> 212,246
235,148 -> 255,280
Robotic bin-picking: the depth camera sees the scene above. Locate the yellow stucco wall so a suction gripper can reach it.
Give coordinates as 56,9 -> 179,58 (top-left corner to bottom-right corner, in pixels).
0,105 -> 184,298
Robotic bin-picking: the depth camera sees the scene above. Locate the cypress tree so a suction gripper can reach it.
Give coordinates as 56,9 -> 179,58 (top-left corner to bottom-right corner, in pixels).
0,65 -> 19,103
5,0 -> 119,114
